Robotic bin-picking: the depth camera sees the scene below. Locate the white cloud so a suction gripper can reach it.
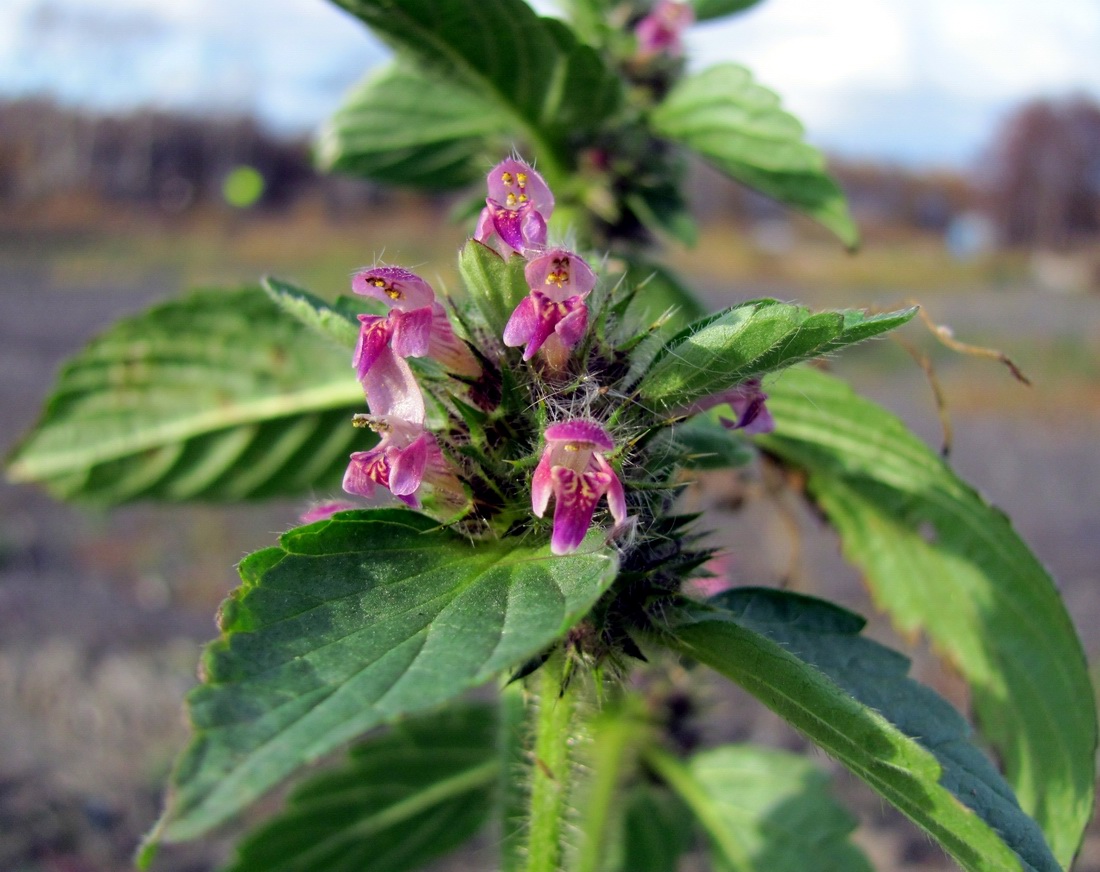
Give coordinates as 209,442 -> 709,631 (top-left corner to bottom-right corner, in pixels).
1,0 -> 1098,162
0,0 -> 382,129
684,0 -> 1100,163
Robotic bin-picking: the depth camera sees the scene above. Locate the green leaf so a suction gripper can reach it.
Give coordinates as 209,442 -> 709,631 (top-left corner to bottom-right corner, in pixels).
691,0 -> 765,20
5,287 -> 364,503
664,588 -> 1059,872
759,366 -> 1097,866
328,0 -> 622,175
458,239 -> 531,337
153,509 -> 618,842
651,64 -> 858,248
223,703 -> 499,872
674,413 -> 755,470
625,190 -> 698,247
645,744 -> 872,872
612,258 -> 707,331
263,277 -> 361,348
612,783 -> 695,872
317,59 -> 510,188
636,300 -> 915,409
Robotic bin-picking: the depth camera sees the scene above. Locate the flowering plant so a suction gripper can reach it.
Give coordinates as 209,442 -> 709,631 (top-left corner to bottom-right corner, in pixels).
6,1 -> 1095,871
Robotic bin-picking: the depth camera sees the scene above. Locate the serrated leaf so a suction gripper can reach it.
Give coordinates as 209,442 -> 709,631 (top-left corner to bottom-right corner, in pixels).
645,744 -> 872,872
458,239 -> 531,337
153,509 -> 618,842
691,0 -> 765,20
263,277 -> 361,348
223,703 -> 499,872
759,366 -> 1097,866
316,60 -> 509,188
664,588 -> 1059,872
636,300 -> 915,409
328,0 -> 622,174
651,64 -> 858,248
5,287 -> 364,503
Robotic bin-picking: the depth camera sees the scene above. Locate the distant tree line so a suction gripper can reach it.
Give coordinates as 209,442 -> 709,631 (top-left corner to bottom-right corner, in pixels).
3,94 -> 1098,249
983,95 -> 1100,249
0,98 -> 331,215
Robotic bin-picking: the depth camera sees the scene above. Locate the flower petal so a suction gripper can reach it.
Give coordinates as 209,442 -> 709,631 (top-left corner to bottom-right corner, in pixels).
389,433 -> 430,496
525,249 -> 596,301
352,266 -> 436,311
549,467 -> 610,555
486,158 -> 554,217
532,453 -> 555,518
503,294 -> 539,348
390,306 -> 433,358
553,299 -> 588,350
362,347 -> 425,424
428,303 -> 481,377
342,449 -> 386,498
544,420 -> 615,451
490,203 -> 525,253
595,454 -> 628,526
300,500 -> 358,523
353,315 -> 391,382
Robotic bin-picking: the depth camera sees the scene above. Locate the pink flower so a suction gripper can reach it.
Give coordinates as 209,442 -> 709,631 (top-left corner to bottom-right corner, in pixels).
351,267 -> 480,404
532,420 -> 628,555
474,158 -> 554,257
354,333 -> 426,423
299,500 -> 358,524
503,248 -> 596,364
635,0 -> 694,58
715,379 -> 774,434
683,379 -> 775,435
342,415 -> 462,509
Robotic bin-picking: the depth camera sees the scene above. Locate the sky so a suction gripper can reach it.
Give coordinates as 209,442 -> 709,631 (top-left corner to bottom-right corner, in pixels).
1,0 -> 1098,167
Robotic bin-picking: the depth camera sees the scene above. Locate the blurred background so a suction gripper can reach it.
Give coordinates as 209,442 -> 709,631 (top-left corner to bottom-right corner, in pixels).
1,1 -> 1098,870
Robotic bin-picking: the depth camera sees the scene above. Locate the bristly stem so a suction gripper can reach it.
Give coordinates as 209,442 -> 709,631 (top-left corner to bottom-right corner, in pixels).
524,649 -> 577,872
574,695 -> 641,872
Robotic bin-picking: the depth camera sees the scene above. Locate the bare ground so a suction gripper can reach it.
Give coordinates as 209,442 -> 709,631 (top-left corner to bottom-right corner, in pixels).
1,259 -> 1097,871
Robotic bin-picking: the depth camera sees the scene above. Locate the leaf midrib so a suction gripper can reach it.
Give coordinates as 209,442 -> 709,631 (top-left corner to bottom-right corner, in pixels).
10,378 -> 364,480
334,0 -> 565,178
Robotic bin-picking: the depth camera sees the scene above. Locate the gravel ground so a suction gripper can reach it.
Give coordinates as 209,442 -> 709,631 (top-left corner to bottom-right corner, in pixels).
1,264 -> 1097,871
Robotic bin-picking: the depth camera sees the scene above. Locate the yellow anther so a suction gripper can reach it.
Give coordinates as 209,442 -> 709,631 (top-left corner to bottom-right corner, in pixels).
370,278 -> 387,287
501,171 -> 514,185
384,288 -> 402,300
564,443 -> 581,452
518,193 -> 529,203
546,270 -> 567,288
517,172 -> 528,188
506,193 -> 518,207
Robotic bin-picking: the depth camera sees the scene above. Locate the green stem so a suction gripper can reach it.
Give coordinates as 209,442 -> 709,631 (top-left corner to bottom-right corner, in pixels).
499,682 -> 529,872
574,699 -> 640,872
643,746 -> 754,872
524,650 -> 576,872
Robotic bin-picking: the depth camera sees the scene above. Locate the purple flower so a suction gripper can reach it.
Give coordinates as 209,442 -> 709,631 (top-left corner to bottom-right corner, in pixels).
684,379 -> 775,435
503,248 -> 596,365
352,267 -> 480,405
474,158 -> 554,257
342,415 -> 462,508
635,0 -> 694,58
531,420 -> 627,555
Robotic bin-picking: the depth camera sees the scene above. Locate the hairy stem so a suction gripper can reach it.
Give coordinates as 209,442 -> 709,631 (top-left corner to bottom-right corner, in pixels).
524,650 -> 577,872
574,697 -> 641,872
499,682 -> 529,872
